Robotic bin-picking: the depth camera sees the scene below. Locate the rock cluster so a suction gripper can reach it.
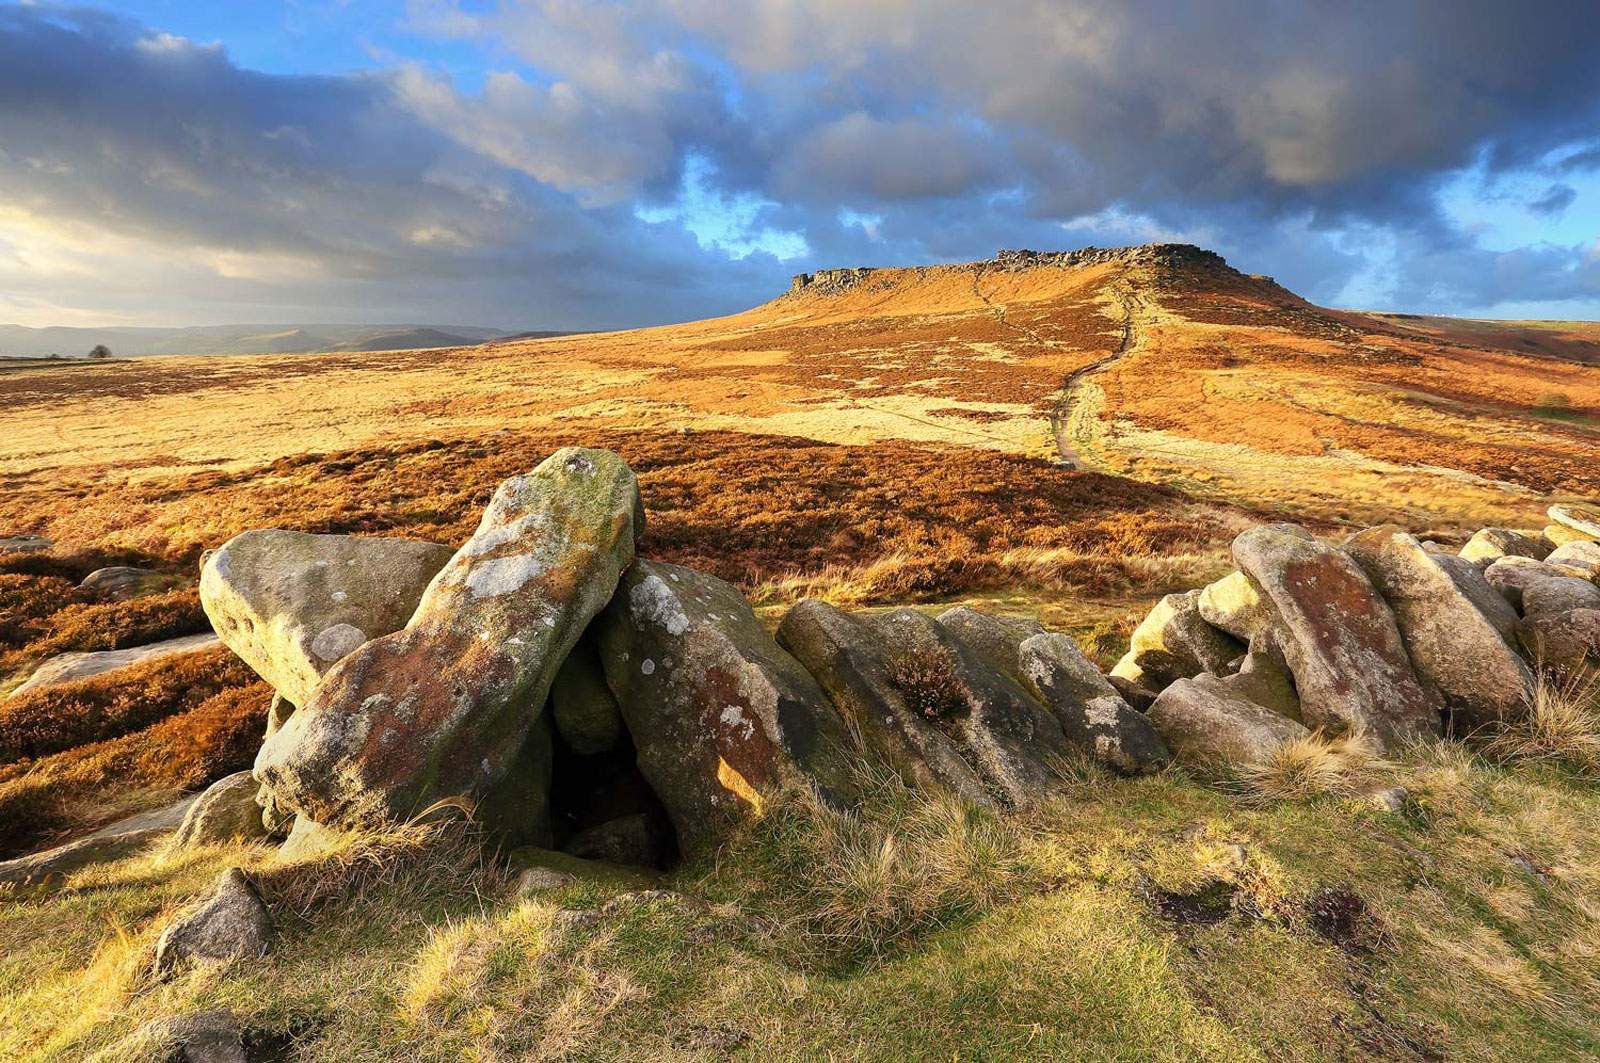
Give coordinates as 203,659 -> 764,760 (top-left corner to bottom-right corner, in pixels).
187,448 -> 1598,868
1114,509 -> 1600,765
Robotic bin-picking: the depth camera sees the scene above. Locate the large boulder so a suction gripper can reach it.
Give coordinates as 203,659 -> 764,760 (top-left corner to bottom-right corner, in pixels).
1518,609 -> 1600,676
1458,528 -> 1549,566
937,606 -> 1169,774
1345,526 -> 1531,731
1548,504 -> 1600,542
1545,541 -> 1600,580
254,448 -> 643,843
1196,570 -> 1276,642
1218,634 -> 1301,721
867,608 -> 1076,804
549,633 -> 624,756
153,868 -> 274,978
1484,557 -> 1568,611
1521,576 -> 1600,620
595,559 -> 857,855
9,633 -> 219,698
1111,590 -> 1243,690
1147,674 -> 1311,767
776,600 -> 996,807
168,773 -> 273,852
200,530 -> 455,707
1429,552 -> 1521,641
1231,524 -> 1440,747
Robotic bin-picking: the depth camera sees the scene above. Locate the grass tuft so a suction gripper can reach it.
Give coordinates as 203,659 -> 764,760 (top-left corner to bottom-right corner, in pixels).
1238,730 -> 1392,802
1482,669 -> 1600,777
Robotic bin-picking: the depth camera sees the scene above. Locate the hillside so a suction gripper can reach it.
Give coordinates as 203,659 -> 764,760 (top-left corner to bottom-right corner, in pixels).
1,245 -> 1599,1060
0,323 -> 512,359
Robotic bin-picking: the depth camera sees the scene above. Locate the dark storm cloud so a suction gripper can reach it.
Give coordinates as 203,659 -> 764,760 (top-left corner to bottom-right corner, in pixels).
5,1 -> 1600,324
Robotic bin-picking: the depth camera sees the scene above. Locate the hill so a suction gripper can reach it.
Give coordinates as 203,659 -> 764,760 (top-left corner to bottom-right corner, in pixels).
1,245 -> 1598,1059
0,322 -> 512,359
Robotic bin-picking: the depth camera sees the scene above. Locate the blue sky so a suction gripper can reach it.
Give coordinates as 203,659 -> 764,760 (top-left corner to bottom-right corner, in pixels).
1,1 -> 1597,328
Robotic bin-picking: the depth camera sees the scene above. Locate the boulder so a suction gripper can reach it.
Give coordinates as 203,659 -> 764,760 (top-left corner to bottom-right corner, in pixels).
1548,504 -> 1600,542
1111,589 -> 1243,690
276,815 -> 346,862
1430,552 -> 1521,641
549,633 -> 624,755
1484,557 -> 1568,611
1232,524 -> 1439,747
1458,528 -> 1549,565
1545,541 -> 1600,580
507,847 -> 655,893
1545,524 -> 1594,549
153,868 -> 274,978
254,449 -> 642,843
1146,674 -> 1311,767
1345,526 -> 1531,730
1108,675 -> 1157,712
1196,570 -> 1276,642
1518,609 -> 1600,675
776,600 -> 995,807
0,534 -> 50,555
200,530 -> 455,707
564,813 -> 671,869
78,565 -> 172,599
937,606 -> 1168,774
169,773 -> 272,851
9,633 -> 220,698
1521,576 -> 1600,620
867,608 -> 1077,804
0,796 -> 195,892
1218,634 -> 1301,720
596,560 -> 856,854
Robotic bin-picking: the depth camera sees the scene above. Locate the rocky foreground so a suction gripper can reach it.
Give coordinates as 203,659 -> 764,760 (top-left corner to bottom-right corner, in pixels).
3,449 -> 1599,1034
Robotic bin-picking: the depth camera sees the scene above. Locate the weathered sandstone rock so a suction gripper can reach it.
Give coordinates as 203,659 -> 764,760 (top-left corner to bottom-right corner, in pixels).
1147,674 -> 1311,767
9,633 -> 219,698
550,633 -> 624,755
1545,541 -> 1600,580
276,815 -> 346,861
1459,528 -> 1549,566
1218,634 -> 1300,720
0,534 -> 50,555
0,796 -> 195,891
169,773 -> 272,851
777,600 -> 996,806
1345,526 -> 1530,730
868,608 -> 1076,804
1544,524 -> 1594,549
1429,552 -> 1521,641
596,560 -> 856,854
1111,589 -> 1243,690
153,868 -> 273,977
1521,576 -> 1600,620
254,448 -> 642,843
1232,524 -> 1440,747
200,530 -> 454,707
79,565 -> 172,599
1484,556 -> 1567,611
1196,570 -> 1276,642
1548,504 -> 1600,542
1518,609 -> 1600,675
937,605 -> 1168,774
564,813 -> 670,869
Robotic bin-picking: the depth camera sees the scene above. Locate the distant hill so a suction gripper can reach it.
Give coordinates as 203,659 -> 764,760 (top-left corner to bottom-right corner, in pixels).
0,322 -> 520,359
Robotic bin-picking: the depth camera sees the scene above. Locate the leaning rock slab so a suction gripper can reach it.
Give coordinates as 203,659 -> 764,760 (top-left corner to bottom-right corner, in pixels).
1545,541 -> 1600,580
1111,589 -> 1243,690
868,608 -> 1075,805
201,530 -> 455,707
596,559 -> 857,855
1548,504 -> 1600,542
168,773 -> 272,852
1458,528 -> 1549,566
0,796 -> 196,892
777,600 -> 995,806
1429,552 -> 1521,642
153,868 -> 273,978
254,449 -> 642,841
9,633 -> 219,698
1233,524 -> 1439,747
1346,526 -> 1530,731
1147,674 -> 1311,767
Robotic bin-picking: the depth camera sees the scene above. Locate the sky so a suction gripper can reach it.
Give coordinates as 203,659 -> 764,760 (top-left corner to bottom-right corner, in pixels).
1,1 -> 1598,330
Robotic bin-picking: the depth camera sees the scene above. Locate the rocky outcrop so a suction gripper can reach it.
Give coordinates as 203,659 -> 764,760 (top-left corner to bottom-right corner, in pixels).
1345,526 -> 1531,730
1231,524 -> 1440,748
153,868 -> 273,978
1147,675 -> 1310,767
1459,528 -> 1548,566
79,565 -> 171,599
200,530 -> 454,708
254,448 -> 642,843
1111,589 -> 1243,691
0,796 -> 196,892
595,560 -> 857,855
168,773 -> 273,852
9,633 -> 219,698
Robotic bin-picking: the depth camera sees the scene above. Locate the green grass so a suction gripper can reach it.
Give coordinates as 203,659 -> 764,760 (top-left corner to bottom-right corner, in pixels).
4,740 -> 1600,1061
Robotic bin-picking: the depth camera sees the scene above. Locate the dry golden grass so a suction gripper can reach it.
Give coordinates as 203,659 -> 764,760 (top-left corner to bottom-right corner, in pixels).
1482,670 -> 1600,776
1238,731 -> 1394,802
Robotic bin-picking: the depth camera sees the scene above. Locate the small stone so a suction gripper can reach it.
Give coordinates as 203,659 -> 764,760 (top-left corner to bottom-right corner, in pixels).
0,534 -> 50,555
1365,786 -> 1408,813
168,773 -> 272,852
153,868 -> 274,978
78,565 -> 171,599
